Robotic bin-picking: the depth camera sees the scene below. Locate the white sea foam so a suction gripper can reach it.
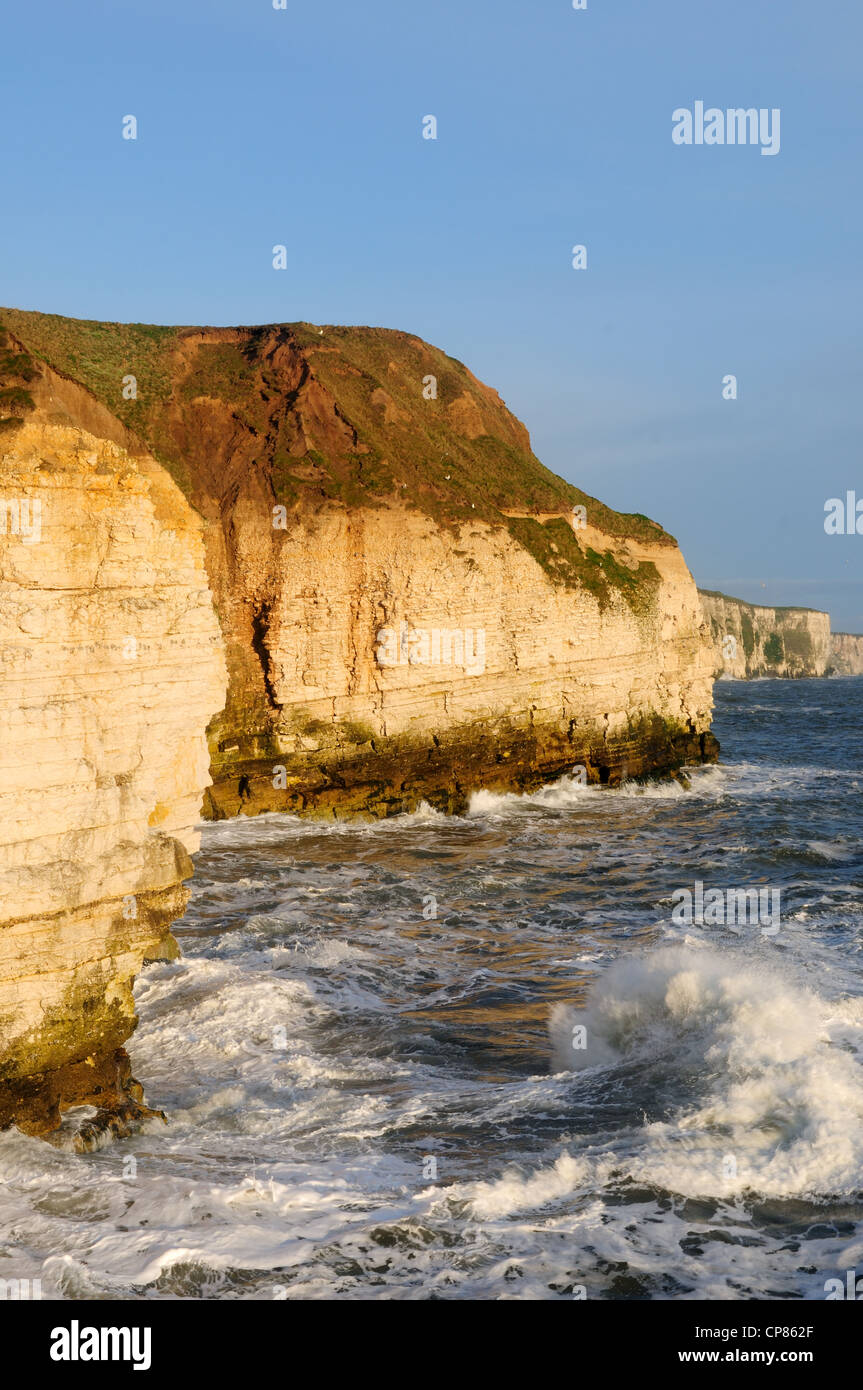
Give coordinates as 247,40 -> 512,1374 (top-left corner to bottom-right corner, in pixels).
468,1152 -> 593,1218
467,764 -> 729,818
549,945 -> 863,1199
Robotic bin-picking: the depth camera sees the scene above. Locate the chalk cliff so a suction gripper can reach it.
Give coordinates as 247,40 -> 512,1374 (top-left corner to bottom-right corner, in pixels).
829,632 -> 863,675
699,590 -> 832,679
2,311 -> 719,818
0,329 -> 226,1138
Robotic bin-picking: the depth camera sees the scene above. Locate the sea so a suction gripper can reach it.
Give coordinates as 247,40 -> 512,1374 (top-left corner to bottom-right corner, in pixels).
2,677 -> 862,1301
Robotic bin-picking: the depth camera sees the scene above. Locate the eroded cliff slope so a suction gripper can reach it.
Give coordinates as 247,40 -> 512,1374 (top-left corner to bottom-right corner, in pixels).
3,310 -> 718,818
0,329 -> 226,1136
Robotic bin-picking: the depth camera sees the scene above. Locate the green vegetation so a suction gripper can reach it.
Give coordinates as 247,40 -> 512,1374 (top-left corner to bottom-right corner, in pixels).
740,613 -> 756,659
1,311 -> 178,421
0,387 -> 34,411
506,515 -> 661,611
0,326 -> 37,431
763,631 -> 784,665
0,307 -> 183,478
0,351 -> 36,382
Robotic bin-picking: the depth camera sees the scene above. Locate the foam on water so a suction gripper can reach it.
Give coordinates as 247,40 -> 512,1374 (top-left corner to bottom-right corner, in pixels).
1,678 -> 861,1299
549,945 -> 863,1198
467,763 -> 729,818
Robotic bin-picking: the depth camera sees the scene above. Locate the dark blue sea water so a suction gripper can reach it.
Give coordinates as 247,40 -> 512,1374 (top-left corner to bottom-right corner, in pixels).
2,677 -> 862,1299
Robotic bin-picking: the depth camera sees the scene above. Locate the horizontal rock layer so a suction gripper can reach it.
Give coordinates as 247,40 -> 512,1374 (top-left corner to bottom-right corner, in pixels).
204,509 -> 718,817
0,343 -> 226,1135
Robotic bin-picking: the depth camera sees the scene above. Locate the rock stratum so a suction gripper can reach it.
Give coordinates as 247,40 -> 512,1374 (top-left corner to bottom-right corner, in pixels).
0,327 -> 226,1137
3,309 -> 719,825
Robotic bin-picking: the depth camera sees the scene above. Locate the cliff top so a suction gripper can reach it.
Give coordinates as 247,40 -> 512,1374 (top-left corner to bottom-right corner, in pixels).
1,307 -> 673,546
698,588 -> 828,617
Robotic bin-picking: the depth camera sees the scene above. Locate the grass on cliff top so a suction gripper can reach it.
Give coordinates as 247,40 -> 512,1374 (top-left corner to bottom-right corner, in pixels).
1,309 -> 675,604
0,307 -> 180,455
699,588 -> 827,617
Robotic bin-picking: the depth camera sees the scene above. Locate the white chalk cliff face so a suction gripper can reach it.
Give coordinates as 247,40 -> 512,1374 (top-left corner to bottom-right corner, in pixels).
203,507 -> 718,818
0,354 -> 226,1137
699,591 -> 832,679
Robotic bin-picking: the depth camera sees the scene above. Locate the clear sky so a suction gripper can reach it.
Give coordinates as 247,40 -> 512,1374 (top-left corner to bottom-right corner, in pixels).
2,0 -> 861,627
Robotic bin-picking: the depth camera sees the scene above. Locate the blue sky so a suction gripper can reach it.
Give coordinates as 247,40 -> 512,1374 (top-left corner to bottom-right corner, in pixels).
2,0 -> 862,626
